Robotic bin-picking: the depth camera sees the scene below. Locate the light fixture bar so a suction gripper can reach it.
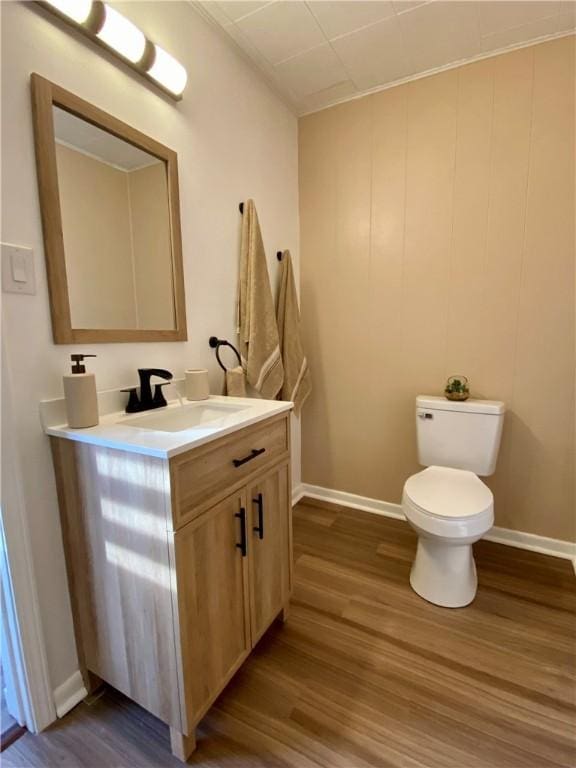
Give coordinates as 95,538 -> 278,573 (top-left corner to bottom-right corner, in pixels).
147,45 -> 188,97
36,1 -> 187,101
44,0 -> 92,24
96,5 -> 146,64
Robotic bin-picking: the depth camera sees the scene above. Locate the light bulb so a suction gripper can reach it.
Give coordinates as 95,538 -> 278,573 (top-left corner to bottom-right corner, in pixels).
147,45 -> 187,97
45,0 -> 93,24
97,5 -> 146,64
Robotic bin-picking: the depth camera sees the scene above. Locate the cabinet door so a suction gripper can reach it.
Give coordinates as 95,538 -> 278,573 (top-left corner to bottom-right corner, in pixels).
247,463 -> 291,643
173,490 -> 251,725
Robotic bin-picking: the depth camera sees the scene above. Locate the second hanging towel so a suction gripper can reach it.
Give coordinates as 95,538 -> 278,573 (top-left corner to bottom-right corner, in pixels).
238,199 -> 284,398
277,250 -> 312,414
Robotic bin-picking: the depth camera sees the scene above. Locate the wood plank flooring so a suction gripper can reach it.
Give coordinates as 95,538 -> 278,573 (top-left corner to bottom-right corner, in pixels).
5,498 -> 575,767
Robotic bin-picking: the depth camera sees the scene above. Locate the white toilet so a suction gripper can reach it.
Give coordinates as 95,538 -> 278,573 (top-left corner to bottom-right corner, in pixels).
403,395 -> 505,608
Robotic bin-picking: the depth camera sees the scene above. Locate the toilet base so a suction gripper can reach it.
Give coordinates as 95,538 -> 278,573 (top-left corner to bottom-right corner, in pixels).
410,536 -> 478,608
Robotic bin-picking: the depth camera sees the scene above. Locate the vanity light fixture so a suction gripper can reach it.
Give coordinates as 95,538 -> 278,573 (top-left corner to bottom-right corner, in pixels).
147,45 -> 188,97
39,1 -> 188,100
96,5 -> 146,64
44,0 -> 92,24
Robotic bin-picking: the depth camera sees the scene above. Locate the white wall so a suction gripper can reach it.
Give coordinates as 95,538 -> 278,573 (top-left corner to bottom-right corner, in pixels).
1,0 -> 300,697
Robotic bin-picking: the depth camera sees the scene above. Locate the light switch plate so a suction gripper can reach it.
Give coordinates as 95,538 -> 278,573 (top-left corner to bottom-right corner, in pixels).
2,243 -> 36,295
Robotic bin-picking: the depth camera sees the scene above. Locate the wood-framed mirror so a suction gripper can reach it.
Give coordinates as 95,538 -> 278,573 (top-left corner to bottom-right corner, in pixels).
31,74 -> 187,343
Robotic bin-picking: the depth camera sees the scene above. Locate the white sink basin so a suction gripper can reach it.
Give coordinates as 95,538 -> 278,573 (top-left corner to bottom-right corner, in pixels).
120,402 -> 249,432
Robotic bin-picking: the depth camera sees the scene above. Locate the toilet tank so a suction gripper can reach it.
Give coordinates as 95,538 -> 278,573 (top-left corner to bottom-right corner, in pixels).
416,396 -> 505,476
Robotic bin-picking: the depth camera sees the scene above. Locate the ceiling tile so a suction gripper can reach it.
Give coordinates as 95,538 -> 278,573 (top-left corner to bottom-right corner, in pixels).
216,1 -> 271,22
477,1 -> 560,38
298,80 -> 359,114
392,0 -> 429,14
274,43 -> 349,99
331,15 -> 412,90
199,1 -> 232,27
557,1 -> 576,31
307,1 -> 394,40
559,0 -> 576,16
237,1 -> 325,65
481,15 -> 561,52
399,2 -> 481,72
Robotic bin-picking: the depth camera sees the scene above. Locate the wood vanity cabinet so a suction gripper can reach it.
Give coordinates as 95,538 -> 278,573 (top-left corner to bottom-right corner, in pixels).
50,412 -> 292,762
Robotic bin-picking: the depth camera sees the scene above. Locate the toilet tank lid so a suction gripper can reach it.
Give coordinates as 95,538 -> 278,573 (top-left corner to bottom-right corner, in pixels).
416,396 -> 505,415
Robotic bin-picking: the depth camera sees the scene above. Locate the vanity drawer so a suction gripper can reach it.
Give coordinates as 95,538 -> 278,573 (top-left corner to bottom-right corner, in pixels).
170,414 -> 289,528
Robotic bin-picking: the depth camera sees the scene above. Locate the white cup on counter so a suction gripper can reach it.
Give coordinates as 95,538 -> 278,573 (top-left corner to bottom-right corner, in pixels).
185,369 -> 210,401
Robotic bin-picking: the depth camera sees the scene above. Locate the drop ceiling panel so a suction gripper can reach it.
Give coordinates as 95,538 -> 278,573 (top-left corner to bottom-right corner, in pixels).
477,1 -> 559,36
193,0 -> 576,115
297,80 -> 358,113
398,2 -> 482,72
557,0 -> 576,29
331,15 -> 413,89
307,1 -> 395,40
392,1 -> 429,13
274,42 -> 349,99
481,14 -> 560,51
237,1 -> 324,64
216,1 -> 270,21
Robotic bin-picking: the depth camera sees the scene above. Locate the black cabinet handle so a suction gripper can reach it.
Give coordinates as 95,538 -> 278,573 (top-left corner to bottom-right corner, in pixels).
235,507 -> 247,557
232,447 -> 266,468
252,493 -> 264,539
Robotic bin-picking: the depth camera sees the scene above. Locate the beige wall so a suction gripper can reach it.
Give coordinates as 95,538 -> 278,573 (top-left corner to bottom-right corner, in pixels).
56,146 -> 174,330
299,36 -> 575,542
56,143 -> 138,328
128,162 -> 175,330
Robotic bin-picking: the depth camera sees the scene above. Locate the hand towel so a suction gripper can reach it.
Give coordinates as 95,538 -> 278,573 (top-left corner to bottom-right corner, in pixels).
225,366 -> 247,397
276,250 -> 311,414
238,199 -> 284,399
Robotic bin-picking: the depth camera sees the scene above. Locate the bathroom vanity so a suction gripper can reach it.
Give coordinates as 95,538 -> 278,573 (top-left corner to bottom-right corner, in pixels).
45,396 -> 293,761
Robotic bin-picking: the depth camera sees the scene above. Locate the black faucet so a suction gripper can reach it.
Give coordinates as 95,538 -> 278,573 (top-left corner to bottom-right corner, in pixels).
122,368 -> 173,413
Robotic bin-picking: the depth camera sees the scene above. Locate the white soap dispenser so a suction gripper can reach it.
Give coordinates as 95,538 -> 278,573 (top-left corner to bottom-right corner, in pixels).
63,354 -> 99,429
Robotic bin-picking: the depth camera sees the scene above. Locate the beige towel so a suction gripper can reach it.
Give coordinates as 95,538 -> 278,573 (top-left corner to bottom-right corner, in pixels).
225,366 -> 247,397
276,250 -> 311,414
238,200 -> 284,399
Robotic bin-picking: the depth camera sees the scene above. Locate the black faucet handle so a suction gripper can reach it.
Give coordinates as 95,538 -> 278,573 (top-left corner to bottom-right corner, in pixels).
152,382 -> 171,408
121,388 -> 141,413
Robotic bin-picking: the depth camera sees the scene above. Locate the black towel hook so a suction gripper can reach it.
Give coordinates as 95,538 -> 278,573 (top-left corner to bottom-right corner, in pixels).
209,336 -> 242,373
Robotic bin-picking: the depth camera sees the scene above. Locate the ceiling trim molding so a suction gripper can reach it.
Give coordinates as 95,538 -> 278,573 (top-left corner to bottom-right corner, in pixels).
295,29 -> 576,117
189,2 -> 574,119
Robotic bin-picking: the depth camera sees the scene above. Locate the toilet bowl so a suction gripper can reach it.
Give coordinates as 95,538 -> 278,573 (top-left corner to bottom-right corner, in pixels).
402,466 -> 494,608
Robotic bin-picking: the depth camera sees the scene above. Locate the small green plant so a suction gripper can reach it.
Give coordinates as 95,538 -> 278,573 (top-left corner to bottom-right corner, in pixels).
444,375 -> 470,401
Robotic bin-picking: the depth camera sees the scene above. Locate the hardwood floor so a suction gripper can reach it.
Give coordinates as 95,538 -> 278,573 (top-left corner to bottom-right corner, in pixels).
5,499 -> 575,767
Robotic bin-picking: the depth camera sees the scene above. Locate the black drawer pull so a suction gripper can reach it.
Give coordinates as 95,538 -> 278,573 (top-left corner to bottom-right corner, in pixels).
235,507 -> 247,557
252,493 -> 264,539
232,447 -> 266,468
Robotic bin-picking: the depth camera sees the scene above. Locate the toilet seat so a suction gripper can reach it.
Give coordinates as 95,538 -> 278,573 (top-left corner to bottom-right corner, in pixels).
404,466 -> 493,520
402,466 -> 494,541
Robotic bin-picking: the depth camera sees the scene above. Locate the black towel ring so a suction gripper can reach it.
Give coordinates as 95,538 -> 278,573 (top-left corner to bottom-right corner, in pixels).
209,336 -> 242,373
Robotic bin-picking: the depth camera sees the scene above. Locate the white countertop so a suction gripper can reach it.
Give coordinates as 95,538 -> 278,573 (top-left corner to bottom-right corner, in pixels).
41,393 -> 293,459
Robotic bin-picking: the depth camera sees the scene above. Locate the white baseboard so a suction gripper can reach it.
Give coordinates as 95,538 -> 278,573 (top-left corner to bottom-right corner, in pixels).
485,527 -> 576,563
299,483 -> 576,566
302,484 -> 404,521
292,483 -> 305,506
53,670 -> 87,718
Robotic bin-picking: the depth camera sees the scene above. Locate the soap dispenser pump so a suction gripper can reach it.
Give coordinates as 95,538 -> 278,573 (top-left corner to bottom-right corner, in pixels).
63,354 -> 99,429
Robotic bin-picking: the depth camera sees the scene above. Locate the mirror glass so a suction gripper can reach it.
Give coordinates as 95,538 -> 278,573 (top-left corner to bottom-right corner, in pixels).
53,106 -> 176,330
